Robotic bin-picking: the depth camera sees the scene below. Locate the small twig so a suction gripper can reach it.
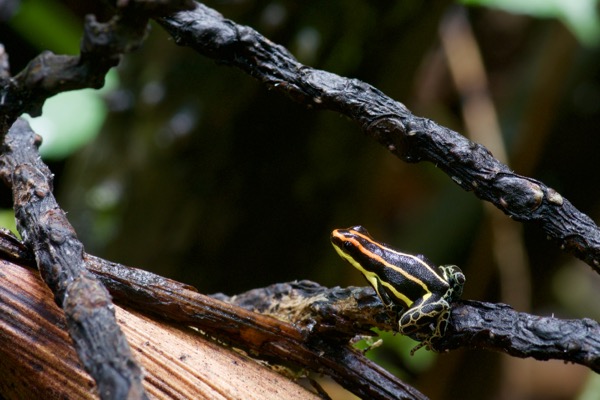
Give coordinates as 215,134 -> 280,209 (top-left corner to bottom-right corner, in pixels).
0,119 -> 147,399
0,0 -> 194,133
157,2 -> 600,272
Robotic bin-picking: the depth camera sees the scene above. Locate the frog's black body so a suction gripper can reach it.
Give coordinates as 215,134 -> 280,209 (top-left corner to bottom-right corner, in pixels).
331,225 -> 465,353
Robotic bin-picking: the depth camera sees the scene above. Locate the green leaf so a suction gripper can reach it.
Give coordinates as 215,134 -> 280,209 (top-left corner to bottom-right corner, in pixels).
0,209 -> 19,239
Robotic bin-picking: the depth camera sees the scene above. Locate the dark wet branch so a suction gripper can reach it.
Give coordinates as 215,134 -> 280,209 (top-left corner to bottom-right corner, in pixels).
0,233 -> 426,400
0,119 -> 148,399
157,3 -> 600,273
442,300 -> 600,372
2,230 -> 597,380
213,280 -> 397,337
218,282 -> 600,373
84,255 -> 427,400
0,0 -> 193,133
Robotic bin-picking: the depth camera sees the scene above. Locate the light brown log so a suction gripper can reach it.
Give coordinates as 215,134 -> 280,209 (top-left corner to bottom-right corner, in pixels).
0,259 -> 318,399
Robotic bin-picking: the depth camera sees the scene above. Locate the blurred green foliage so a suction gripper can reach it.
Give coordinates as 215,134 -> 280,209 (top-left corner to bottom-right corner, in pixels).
462,0 -> 600,45
11,0 -> 113,160
9,0 -> 81,54
25,71 -> 117,160
355,330 -> 437,378
0,209 -> 18,238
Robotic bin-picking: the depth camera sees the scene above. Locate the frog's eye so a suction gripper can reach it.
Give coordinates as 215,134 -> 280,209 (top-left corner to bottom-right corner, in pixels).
351,225 -> 373,239
439,265 -> 466,295
455,272 -> 466,285
343,241 -> 354,250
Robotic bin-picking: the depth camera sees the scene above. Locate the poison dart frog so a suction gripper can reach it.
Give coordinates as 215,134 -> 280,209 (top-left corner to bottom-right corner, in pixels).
331,226 -> 465,354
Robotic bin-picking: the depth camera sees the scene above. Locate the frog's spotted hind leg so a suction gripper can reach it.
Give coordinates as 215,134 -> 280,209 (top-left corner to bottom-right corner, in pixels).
398,299 -> 450,334
398,299 -> 451,355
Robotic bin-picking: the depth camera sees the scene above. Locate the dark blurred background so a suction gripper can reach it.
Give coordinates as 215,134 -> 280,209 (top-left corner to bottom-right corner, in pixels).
2,0 -> 600,399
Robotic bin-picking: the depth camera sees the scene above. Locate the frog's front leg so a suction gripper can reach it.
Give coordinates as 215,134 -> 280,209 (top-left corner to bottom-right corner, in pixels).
398,297 -> 450,355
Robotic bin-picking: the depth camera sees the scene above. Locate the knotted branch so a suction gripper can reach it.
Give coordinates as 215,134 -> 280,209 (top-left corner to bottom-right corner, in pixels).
0,230 -> 427,400
2,229 -> 597,380
0,119 -> 148,399
220,281 -> 600,373
157,3 -> 600,272
0,0 -> 194,133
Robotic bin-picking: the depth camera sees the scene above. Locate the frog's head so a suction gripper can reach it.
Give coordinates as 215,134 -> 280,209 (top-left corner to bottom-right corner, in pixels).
331,226 -> 402,308
330,225 -> 374,266
438,265 -> 466,302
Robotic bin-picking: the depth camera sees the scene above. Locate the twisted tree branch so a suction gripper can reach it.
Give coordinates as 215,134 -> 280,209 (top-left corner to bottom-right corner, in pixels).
2,230 -> 597,378
0,119 -> 147,399
0,230 -> 427,400
0,0 -> 193,133
157,2 -> 600,272
220,281 -> 600,373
